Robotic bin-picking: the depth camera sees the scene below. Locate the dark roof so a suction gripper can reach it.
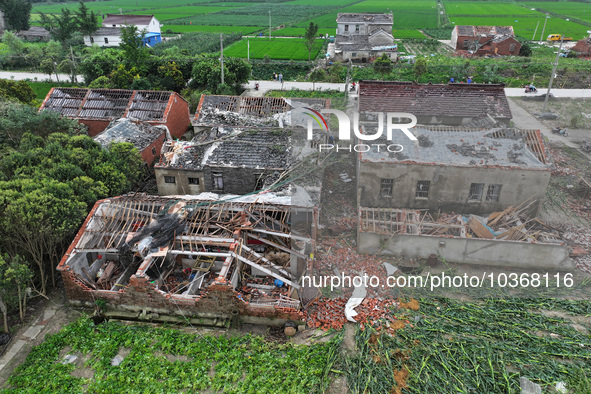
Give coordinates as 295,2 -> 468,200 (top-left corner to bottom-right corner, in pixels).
103,14 -> 156,26
157,129 -> 290,171
94,118 -> 166,151
40,88 -> 183,122
456,25 -> 515,37
194,95 -> 330,127
91,27 -> 122,36
337,13 -> 392,24
359,127 -> 548,169
358,81 -> 512,120
16,26 -> 50,38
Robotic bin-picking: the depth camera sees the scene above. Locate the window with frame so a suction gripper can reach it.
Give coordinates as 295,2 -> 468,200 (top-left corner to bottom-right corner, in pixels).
468,183 -> 485,201
486,184 -> 502,202
344,25 -> 349,32
254,174 -> 266,191
164,176 -> 175,184
509,43 -> 516,52
355,24 -> 360,32
188,177 -> 200,185
212,172 -> 224,190
415,181 -> 430,198
104,37 -> 109,44
151,147 -> 157,155
380,178 -> 394,197
90,36 -> 94,44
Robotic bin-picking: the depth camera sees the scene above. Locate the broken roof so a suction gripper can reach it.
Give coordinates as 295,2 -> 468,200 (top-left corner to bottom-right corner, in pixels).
40,88 -> 184,122
456,25 -> 515,37
102,14 -> 156,26
194,95 -> 330,128
359,127 -> 549,170
157,129 -> 290,171
358,81 -> 512,120
337,13 -> 393,24
94,118 -> 167,151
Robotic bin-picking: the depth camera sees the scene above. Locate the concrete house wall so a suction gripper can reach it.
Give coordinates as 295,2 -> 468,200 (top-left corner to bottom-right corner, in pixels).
202,167 -> 277,196
155,167 -> 205,195
357,161 -> 550,216
84,34 -> 122,47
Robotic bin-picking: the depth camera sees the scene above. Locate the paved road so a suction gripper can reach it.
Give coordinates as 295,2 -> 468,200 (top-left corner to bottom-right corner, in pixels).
2,70 -> 590,98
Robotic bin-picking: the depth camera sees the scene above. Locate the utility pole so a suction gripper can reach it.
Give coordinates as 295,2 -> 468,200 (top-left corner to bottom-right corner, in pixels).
532,21 -> 539,41
269,11 -> 271,40
248,39 -> 250,61
70,46 -> 78,84
542,37 -> 563,114
540,14 -> 549,43
220,33 -> 224,85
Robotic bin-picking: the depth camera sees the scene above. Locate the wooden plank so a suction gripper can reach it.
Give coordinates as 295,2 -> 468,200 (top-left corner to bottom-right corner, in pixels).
467,216 -> 494,239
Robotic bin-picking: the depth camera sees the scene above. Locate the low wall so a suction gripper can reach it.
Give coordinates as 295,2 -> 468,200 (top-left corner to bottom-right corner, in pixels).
358,232 -> 574,271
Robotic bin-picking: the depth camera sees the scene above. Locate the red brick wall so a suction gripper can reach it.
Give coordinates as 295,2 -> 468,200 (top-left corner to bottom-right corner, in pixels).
140,132 -> 166,166
158,93 -> 190,139
80,119 -> 111,137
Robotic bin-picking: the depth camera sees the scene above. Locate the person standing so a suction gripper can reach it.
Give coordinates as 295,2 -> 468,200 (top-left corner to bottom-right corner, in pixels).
279,73 -> 283,83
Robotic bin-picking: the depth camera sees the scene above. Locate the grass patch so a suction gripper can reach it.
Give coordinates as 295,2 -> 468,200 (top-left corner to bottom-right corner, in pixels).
162,24 -> 262,34
526,1 -> 591,24
273,27 -> 336,37
224,38 -> 324,60
28,82 -> 76,101
444,1 -> 539,16
3,317 -> 342,393
394,29 -> 427,39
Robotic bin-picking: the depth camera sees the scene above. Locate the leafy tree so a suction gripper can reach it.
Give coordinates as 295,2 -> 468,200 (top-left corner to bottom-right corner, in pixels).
374,53 -> 393,80
304,22 -> 319,61
0,80 -> 35,104
57,58 -> 77,84
0,0 -> 31,31
519,42 -> 532,57
327,64 -> 344,83
109,64 -> 139,89
413,57 -> 428,81
0,100 -> 85,149
190,56 -> 250,93
308,68 -> 326,90
120,24 -> 150,72
75,1 -> 98,37
40,9 -> 79,44
79,48 -> 124,83
0,255 -> 32,322
88,76 -> 112,89
157,61 -> 185,92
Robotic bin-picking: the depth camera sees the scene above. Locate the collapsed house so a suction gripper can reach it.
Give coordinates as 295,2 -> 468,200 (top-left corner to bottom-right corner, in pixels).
328,13 -> 397,62
358,81 -> 512,126
57,194 -> 317,325
193,95 -> 331,133
357,205 -> 573,270
356,127 -> 550,216
94,118 -> 170,165
572,33 -> 591,57
39,88 -> 190,138
451,25 -> 521,56
154,128 -> 290,196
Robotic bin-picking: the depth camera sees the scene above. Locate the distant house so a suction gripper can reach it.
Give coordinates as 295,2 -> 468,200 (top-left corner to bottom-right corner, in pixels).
572,33 -> 591,57
102,14 -> 162,34
94,118 -> 169,165
329,13 -> 396,62
84,27 -> 122,47
451,25 -> 520,56
39,88 -> 190,138
358,81 -> 512,126
16,26 -> 50,42
83,14 -> 162,47
154,129 -> 290,196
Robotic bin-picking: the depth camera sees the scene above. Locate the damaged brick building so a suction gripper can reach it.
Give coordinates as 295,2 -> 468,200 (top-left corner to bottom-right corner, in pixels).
356,127 -> 550,216
94,118 -> 170,165
450,25 -> 521,56
358,81 -> 512,126
57,194 -> 316,325
39,88 -> 190,138
154,129 -> 290,196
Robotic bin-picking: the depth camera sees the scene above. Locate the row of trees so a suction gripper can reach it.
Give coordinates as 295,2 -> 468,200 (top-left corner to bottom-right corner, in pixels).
39,2 -> 98,44
0,98 -> 146,331
0,0 -> 31,31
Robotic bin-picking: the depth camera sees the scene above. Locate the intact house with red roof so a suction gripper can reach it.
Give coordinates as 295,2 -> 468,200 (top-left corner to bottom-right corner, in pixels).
39,88 -> 190,138
451,25 -> 521,56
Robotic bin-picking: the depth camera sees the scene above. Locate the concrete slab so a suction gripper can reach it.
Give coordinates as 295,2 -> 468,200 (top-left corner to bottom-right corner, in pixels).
22,325 -> 43,340
0,340 -> 27,373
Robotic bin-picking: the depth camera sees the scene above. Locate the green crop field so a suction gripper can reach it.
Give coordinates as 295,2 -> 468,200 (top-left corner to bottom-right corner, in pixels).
162,24 -> 263,34
343,0 -> 439,28
526,2 -> 591,24
224,37 -> 324,60
449,16 -> 590,40
32,0 -> 212,14
444,2 -> 539,16
272,27 -> 335,37
132,6 -> 248,21
394,29 -> 427,39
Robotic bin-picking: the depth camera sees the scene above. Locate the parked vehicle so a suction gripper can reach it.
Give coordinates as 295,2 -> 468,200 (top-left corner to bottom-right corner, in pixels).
551,127 -> 568,137
547,34 -> 573,41
254,82 -> 259,90
525,86 -> 537,93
